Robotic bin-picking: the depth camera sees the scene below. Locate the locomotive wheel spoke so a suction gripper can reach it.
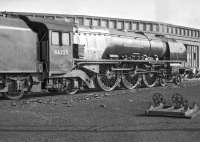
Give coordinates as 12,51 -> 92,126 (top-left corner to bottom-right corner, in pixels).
142,72 -> 158,88
159,77 -> 167,87
97,65 -> 120,91
121,64 -> 140,89
64,79 -> 79,95
67,85 -> 79,95
173,75 -> 182,85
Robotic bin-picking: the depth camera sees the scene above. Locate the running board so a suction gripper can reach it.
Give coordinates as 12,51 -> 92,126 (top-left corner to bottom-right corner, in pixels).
111,68 -> 133,71
111,68 -> 158,73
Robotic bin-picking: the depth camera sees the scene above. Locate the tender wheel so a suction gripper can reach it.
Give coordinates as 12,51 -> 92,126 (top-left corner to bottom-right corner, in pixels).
26,76 -> 33,92
67,83 -> 79,95
97,64 -> 121,91
173,75 -> 182,85
68,88 -> 79,95
159,77 -> 167,87
3,91 -> 25,100
122,67 -> 140,89
142,72 -> 158,88
63,79 -> 79,95
3,80 -> 25,100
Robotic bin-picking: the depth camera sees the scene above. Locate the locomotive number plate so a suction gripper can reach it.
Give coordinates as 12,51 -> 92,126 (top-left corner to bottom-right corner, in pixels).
54,49 -> 69,55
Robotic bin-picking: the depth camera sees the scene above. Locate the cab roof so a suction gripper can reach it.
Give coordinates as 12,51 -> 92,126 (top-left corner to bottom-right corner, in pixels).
26,16 -> 74,32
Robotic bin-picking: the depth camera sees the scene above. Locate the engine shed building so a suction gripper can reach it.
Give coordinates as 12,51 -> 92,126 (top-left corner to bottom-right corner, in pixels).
1,11 -> 200,69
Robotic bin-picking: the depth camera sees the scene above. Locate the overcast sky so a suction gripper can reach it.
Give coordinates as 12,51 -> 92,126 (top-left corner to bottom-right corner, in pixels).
1,0 -> 200,28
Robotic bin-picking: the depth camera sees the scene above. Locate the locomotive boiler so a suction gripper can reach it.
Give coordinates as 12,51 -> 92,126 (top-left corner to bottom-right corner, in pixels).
72,27 -> 186,89
73,27 -> 186,61
0,15 -> 187,99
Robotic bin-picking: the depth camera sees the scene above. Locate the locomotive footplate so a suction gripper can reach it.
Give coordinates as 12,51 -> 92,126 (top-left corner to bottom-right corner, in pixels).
145,93 -> 200,118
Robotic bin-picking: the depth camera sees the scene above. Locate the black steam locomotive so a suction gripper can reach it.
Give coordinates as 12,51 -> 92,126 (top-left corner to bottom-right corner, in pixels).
0,15 -> 186,99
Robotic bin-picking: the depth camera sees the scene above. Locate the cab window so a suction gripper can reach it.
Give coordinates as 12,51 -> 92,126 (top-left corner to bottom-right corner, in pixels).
62,33 -> 70,45
52,31 -> 59,45
51,31 -> 70,46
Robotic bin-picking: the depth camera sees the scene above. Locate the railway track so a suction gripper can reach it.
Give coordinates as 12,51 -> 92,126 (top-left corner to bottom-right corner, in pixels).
0,125 -> 200,133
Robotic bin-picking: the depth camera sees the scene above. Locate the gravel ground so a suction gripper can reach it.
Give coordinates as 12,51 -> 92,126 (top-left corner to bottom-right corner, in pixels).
0,80 -> 200,142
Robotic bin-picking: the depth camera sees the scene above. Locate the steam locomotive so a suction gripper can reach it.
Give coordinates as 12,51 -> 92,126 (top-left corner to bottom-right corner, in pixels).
0,15 -> 186,99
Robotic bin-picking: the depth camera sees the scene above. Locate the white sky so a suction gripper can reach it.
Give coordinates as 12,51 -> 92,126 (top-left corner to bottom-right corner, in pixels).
1,0 -> 200,28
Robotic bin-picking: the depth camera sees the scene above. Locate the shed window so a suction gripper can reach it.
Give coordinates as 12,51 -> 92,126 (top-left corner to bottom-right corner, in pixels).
62,33 -> 70,45
52,32 -> 59,45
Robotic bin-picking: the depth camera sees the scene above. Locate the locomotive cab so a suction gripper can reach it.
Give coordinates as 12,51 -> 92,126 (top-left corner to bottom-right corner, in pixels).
49,29 -> 73,75
22,17 -> 74,76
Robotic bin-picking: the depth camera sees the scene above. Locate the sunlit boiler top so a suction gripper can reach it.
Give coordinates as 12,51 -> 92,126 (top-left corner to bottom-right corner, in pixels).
73,26 -> 186,61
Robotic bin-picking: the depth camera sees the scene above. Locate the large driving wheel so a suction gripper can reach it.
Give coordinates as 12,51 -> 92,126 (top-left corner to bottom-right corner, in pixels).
97,64 -> 121,91
121,64 -> 140,89
142,72 -> 158,88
